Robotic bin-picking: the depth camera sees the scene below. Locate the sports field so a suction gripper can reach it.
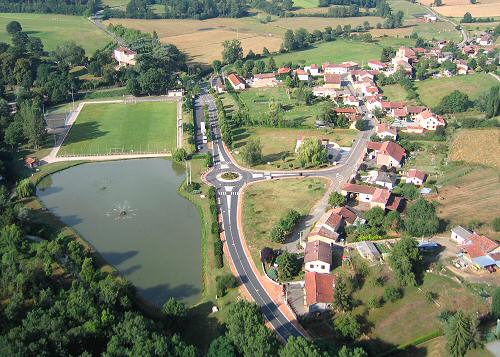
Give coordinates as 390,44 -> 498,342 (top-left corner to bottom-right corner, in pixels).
58,101 -> 178,156
0,13 -> 112,54
415,73 -> 498,108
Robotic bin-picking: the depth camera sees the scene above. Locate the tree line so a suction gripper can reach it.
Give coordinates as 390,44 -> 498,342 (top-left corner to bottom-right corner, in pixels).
0,0 -> 99,16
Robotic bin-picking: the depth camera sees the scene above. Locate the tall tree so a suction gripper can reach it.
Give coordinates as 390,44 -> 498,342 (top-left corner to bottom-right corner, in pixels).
404,199 -> 439,237
222,40 -> 243,64
445,311 -> 477,357
333,274 -> 352,311
240,137 -> 262,166
6,21 -> 22,34
19,102 -> 45,149
389,236 -> 422,286
279,336 -> 323,357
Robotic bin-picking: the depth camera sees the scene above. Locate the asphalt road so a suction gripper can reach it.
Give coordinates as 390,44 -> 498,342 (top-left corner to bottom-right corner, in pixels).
203,87 -> 375,340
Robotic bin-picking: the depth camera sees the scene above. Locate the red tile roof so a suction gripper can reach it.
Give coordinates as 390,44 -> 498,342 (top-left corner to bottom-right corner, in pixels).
372,188 -> 391,204
325,74 -> 341,84
278,67 -> 291,74
368,60 -> 387,68
377,123 -> 397,136
367,141 -> 382,150
305,272 -> 335,305
116,46 -> 136,55
228,73 -> 245,87
462,233 -> 499,259
333,206 -> 358,225
342,183 -> 376,195
380,141 -> 406,162
334,107 -> 357,114
408,169 -> 427,182
305,241 -> 332,264
296,69 -> 308,76
386,195 -> 403,211
325,213 -> 343,230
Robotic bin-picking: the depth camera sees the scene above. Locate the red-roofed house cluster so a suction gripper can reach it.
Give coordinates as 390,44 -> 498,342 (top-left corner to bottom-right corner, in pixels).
451,226 -> 500,272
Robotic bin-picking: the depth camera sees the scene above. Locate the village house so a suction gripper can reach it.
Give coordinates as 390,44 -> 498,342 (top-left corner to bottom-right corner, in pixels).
415,109 -> 446,131
423,14 -> 438,22
295,69 -> 310,81
304,240 -> 332,274
394,46 -> 417,64
277,67 -> 292,78
367,96 -> 383,111
455,60 -> 469,75
113,47 -> 137,69
460,233 -> 500,270
312,86 -> 341,99
341,183 -> 403,211
305,64 -> 320,76
211,76 -> 226,93
334,107 -> 362,123
332,206 -> 365,226
478,33 -> 493,46
304,272 -> 335,312
25,157 -> 40,169
368,60 -> 387,71
450,226 -> 473,245
375,171 -> 398,189
324,74 -> 342,89
323,61 -> 359,75
376,123 -> 398,140
405,168 -> 427,186
307,209 -> 344,245
344,95 -> 360,107
367,141 -> 406,168
251,73 -> 278,88
227,73 -> 246,90
357,241 -> 381,261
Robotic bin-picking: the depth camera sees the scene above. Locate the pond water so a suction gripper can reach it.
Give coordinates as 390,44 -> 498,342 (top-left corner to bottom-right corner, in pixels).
38,159 -> 202,306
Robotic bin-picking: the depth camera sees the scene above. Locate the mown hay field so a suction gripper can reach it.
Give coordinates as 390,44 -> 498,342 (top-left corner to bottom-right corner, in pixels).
419,0 -> 500,17
449,128 -> 500,167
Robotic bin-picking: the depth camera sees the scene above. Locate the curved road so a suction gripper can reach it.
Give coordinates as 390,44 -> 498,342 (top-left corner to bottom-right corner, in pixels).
201,89 -> 374,340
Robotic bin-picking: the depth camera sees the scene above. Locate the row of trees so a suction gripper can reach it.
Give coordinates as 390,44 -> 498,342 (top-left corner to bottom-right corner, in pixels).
0,0 -> 98,15
270,209 -> 301,243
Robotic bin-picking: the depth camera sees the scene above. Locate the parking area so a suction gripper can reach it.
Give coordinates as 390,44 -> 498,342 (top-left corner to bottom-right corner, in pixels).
286,282 -> 308,316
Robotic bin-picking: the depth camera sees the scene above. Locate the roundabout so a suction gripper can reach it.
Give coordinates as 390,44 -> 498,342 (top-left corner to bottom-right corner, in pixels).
217,171 -> 242,183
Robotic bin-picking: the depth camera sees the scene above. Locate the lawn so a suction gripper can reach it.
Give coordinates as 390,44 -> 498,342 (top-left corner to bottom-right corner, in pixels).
58,101 -> 178,156
269,37 -> 412,66
236,86 -> 326,127
381,84 -> 409,102
415,73 -> 499,108
0,13 -> 112,54
233,126 -> 358,170
404,140 -> 447,176
449,128 -> 500,168
242,178 -> 328,272
293,0 -> 320,8
352,265 -> 489,355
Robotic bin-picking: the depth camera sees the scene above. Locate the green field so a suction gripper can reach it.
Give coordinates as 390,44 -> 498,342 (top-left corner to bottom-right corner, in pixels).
237,87 -> 325,126
415,73 -> 499,108
293,0 -> 319,8
58,102 -> 178,156
243,178 -> 328,273
381,84 -> 409,102
102,0 -> 129,8
388,0 -> 428,19
413,21 -> 462,42
269,38 -> 411,66
0,13 -> 112,54
233,126 -> 357,170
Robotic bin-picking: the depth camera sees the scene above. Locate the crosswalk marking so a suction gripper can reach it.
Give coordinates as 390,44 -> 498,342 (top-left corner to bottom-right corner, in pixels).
218,191 -> 239,196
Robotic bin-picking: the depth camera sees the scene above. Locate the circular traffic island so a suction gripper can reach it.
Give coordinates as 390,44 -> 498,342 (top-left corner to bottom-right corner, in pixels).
217,171 -> 242,182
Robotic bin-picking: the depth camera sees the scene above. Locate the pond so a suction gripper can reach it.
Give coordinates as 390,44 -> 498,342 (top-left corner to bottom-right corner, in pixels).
37,159 -> 202,306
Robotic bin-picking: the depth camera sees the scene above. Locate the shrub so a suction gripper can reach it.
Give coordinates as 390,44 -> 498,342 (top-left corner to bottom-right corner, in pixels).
355,119 -> 369,131
384,286 -> 403,302
492,217 -> 500,232
16,179 -> 35,198
172,148 -> 188,162
368,295 -> 383,308
216,274 -> 238,297
208,187 -> 217,200
214,239 -> 224,268
211,221 -> 221,235
270,225 -> 286,243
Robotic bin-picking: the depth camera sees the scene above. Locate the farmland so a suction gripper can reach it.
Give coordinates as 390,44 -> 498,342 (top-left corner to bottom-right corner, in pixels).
293,0 -> 320,8
236,87 -> 326,126
242,178 -> 327,272
418,0 -> 500,17
415,73 -> 498,108
449,128 -> 500,167
58,101 -> 178,156
269,37 -> 411,66
232,127 -> 357,170
0,13 -> 112,54
104,16 -> 386,64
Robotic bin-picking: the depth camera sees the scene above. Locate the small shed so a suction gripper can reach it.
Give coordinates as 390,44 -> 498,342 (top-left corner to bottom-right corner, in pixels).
356,241 -> 381,261
451,226 -> 472,245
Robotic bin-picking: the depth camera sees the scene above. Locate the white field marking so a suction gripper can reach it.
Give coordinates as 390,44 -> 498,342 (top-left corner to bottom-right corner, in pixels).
220,164 -> 229,170
252,173 -> 264,178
